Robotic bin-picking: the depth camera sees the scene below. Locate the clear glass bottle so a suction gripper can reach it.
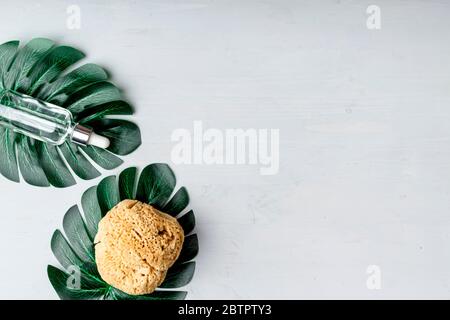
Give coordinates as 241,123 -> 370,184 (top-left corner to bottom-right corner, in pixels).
0,89 -> 109,148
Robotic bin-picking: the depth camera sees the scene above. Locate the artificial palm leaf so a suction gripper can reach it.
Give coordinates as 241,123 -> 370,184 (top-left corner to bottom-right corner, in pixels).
0,38 -> 141,187
48,163 -> 198,300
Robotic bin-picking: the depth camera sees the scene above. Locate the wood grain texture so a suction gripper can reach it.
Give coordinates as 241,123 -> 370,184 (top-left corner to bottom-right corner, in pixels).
0,0 -> 449,298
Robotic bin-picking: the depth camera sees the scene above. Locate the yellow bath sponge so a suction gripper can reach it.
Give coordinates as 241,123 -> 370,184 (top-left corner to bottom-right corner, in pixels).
94,199 -> 184,295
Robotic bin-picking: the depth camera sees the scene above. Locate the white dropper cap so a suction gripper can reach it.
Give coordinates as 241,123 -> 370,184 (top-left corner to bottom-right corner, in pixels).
71,124 -> 110,148
87,132 -> 110,149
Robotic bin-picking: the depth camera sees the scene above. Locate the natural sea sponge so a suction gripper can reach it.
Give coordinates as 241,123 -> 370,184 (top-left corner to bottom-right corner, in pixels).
94,199 -> 184,295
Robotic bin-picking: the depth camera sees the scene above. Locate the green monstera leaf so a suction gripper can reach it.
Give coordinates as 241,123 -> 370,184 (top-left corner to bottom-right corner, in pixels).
0,38 -> 141,187
47,164 -> 198,300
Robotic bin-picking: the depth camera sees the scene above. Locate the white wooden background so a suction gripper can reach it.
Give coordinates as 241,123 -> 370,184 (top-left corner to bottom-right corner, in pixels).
0,0 -> 450,299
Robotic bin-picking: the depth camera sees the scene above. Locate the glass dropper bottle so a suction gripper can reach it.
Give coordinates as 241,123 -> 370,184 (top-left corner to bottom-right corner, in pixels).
0,89 -> 110,148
